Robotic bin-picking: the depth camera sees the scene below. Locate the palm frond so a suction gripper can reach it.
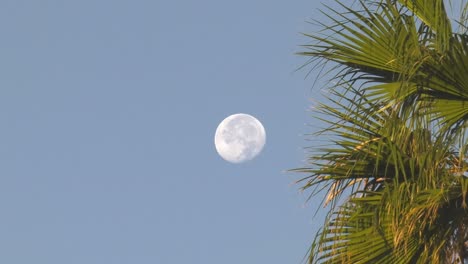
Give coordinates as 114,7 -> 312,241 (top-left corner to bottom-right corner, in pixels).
297,1 -> 468,263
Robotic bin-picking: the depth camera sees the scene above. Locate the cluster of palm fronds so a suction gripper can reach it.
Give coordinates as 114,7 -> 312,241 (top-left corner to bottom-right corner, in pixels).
296,0 -> 468,263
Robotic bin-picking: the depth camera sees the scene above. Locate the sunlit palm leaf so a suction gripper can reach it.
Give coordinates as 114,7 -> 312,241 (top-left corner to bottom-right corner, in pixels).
396,0 -> 452,52
299,88 -> 467,263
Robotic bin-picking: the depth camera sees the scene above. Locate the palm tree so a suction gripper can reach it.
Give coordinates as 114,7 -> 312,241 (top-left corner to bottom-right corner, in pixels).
296,0 -> 468,263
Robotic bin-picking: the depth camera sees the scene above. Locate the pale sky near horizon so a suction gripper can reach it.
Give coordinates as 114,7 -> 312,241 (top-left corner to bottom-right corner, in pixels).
0,0 -> 435,263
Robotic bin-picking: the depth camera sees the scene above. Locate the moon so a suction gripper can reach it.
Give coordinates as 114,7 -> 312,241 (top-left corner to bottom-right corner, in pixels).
214,113 -> 266,163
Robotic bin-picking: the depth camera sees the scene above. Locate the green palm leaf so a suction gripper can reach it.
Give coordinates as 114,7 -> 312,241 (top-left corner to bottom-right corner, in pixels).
296,1 -> 468,262
300,0 -> 468,136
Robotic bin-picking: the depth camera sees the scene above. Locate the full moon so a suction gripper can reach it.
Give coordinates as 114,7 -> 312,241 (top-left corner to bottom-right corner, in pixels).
214,113 -> 266,163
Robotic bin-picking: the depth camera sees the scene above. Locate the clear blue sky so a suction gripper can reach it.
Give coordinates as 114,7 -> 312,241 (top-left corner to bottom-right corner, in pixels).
0,0 -> 338,263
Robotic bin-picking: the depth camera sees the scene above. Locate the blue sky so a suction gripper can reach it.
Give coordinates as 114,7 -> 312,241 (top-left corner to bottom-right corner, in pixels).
0,0 -> 337,263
